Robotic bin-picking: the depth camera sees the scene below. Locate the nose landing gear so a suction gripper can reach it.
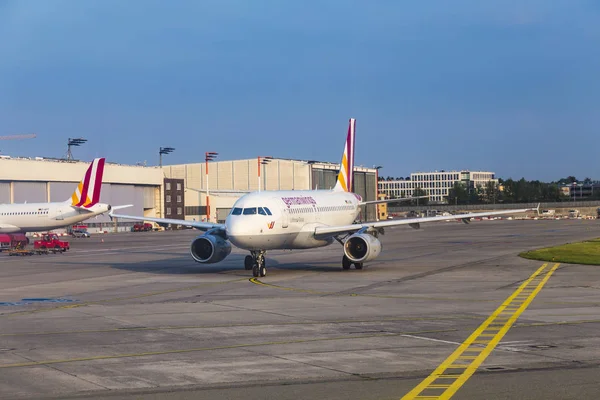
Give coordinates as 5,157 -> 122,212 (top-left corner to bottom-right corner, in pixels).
247,250 -> 267,277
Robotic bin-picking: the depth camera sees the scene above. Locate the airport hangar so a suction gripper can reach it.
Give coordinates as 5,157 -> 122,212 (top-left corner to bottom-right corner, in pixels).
0,156 -> 379,231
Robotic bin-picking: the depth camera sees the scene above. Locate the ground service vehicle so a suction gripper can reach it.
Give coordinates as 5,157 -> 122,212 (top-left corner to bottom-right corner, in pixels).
568,209 -> 580,218
132,223 -> 153,232
0,233 -> 29,251
71,229 -> 90,238
33,233 -> 70,252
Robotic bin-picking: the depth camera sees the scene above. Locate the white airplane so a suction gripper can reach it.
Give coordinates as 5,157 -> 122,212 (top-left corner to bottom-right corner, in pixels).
0,158 -> 113,233
111,119 -> 535,277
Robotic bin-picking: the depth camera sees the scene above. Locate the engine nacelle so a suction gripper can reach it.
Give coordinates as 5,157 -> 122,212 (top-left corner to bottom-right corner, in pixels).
190,234 -> 232,264
344,233 -> 382,263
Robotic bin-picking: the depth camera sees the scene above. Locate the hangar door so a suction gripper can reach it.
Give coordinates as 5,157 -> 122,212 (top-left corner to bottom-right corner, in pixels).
0,182 -> 10,204
13,182 -> 47,203
216,208 -> 231,223
49,182 -> 78,202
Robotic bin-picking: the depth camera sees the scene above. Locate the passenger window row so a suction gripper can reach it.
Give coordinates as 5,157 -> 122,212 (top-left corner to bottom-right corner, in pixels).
316,205 -> 353,212
1,211 -> 48,216
289,205 -> 354,214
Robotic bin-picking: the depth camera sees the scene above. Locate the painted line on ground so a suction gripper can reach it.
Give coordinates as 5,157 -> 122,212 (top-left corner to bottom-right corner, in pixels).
0,277 -> 247,318
401,262 -> 560,400
0,329 -> 454,369
248,278 -> 498,302
0,316 -> 470,337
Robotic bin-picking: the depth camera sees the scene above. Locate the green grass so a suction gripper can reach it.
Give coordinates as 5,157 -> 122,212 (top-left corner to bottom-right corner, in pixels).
519,238 -> 600,265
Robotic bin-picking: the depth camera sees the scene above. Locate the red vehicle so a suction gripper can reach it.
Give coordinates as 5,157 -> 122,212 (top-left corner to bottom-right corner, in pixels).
132,223 -> 153,232
34,233 -> 70,252
0,233 -> 29,251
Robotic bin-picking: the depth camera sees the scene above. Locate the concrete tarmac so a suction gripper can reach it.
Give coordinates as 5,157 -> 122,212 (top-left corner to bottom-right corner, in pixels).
0,219 -> 599,399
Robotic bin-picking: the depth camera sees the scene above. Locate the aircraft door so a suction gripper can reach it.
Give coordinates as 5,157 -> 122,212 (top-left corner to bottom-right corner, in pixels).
54,207 -> 64,220
282,208 -> 289,228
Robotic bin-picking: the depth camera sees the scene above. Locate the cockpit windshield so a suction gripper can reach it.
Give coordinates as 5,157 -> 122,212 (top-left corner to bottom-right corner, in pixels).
231,207 -> 272,216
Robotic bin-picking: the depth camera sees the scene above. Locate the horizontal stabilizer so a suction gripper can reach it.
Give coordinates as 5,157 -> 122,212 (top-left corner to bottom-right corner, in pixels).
111,204 -> 133,211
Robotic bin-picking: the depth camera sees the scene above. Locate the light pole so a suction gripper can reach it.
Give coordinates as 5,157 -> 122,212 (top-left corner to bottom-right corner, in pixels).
373,166 -> 382,221
258,156 -> 273,192
159,147 -> 175,167
205,152 -> 218,222
66,138 -> 87,161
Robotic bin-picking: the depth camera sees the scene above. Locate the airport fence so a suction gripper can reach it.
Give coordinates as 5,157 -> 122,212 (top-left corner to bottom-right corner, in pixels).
388,200 -> 600,213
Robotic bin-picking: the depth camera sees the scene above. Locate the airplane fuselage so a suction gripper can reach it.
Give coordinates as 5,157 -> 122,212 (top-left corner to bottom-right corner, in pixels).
226,190 -> 362,250
0,202 -> 110,233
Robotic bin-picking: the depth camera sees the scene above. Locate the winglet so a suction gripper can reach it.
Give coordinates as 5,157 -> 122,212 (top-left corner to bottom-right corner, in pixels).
333,118 -> 356,192
70,158 -> 106,208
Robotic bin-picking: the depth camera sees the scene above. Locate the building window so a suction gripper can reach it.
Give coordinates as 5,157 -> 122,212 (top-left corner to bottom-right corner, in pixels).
177,207 -> 182,214
177,195 -> 181,203
166,195 -> 171,203
166,182 -> 171,190
176,183 -> 182,190
166,207 -> 172,216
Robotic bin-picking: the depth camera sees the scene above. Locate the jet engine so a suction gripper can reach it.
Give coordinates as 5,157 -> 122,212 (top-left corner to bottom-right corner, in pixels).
343,233 -> 382,263
190,233 -> 232,264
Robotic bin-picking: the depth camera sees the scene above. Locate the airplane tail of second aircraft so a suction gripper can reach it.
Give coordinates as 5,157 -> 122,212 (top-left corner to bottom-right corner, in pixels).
333,118 -> 356,193
69,158 -> 106,209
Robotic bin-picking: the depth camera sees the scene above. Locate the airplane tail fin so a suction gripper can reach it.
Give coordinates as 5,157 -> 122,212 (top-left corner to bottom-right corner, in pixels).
70,158 -> 106,208
333,118 -> 356,192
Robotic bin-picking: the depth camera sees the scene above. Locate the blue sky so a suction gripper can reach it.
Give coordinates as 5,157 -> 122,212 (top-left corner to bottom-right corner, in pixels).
1,0 -> 599,181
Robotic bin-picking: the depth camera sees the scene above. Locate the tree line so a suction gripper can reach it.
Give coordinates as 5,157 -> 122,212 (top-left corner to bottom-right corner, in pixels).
381,176 -> 600,205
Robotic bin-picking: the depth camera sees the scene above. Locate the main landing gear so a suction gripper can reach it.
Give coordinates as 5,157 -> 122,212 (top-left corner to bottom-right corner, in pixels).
342,255 -> 363,270
245,250 -> 267,277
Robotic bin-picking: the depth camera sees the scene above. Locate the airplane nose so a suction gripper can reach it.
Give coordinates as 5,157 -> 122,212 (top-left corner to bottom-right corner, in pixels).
226,217 -> 254,248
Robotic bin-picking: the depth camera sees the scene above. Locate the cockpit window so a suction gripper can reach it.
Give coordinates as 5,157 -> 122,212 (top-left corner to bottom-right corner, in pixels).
243,207 -> 257,215
231,208 -> 243,215
264,207 -> 272,215
258,207 -> 267,215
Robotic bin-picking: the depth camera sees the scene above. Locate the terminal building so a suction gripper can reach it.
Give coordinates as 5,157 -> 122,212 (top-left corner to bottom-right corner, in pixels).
0,156 -> 379,231
378,170 -> 497,204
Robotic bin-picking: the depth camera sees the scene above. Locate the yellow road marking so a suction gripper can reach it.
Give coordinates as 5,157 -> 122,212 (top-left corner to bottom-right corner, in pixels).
0,329 -> 452,369
401,263 -> 560,400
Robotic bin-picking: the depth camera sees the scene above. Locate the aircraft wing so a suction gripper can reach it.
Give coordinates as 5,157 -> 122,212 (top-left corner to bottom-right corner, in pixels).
313,206 -> 536,237
187,188 -> 250,196
359,196 -> 429,206
109,212 -> 224,232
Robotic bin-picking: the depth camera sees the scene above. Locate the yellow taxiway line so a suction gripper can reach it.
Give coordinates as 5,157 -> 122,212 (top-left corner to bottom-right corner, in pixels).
401,262 -> 560,400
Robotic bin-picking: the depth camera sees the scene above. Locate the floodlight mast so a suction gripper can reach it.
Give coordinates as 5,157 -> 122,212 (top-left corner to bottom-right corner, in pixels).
66,138 -> 87,161
257,156 -> 273,192
204,152 -> 218,222
159,147 -> 175,167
